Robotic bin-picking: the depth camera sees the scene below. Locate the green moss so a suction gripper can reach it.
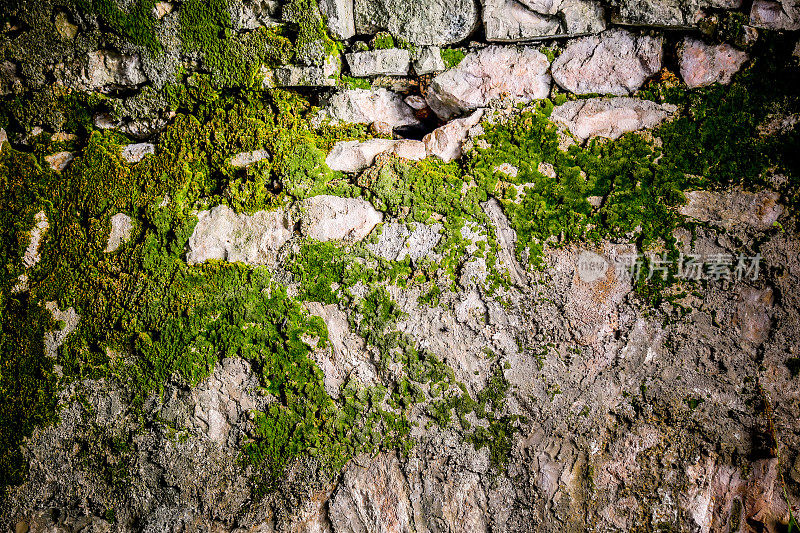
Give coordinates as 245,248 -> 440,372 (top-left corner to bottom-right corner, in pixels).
371,32 -> 395,50
85,0 -> 162,55
440,48 -> 465,70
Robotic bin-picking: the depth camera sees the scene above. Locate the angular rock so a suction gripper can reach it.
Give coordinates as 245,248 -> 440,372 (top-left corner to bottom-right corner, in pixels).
424,109 -> 484,162
483,198 -> 527,286
354,0 -> 480,46
326,138 -> 400,173
412,46 -> 446,75
319,0 -> 356,40
324,88 -> 421,127
426,46 -> 551,120
153,1 -> 175,19
229,149 -> 270,168
0,128 -> 6,153
735,287 -> 773,344
121,143 -> 155,163
551,29 -> 663,96
346,49 -> 411,77
54,11 -> 77,40
272,53 -> 340,87
550,97 -> 678,142
679,189 -> 783,231
229,0 -> 279,30
750,0 -> 800,30
45,151 -> 74,173
300,195 -> 383,242
678,38 -> 749,88
187,205 -> 293,266
55,50 -> 147,92
368,221 -> 443,262
105,213 -> 134,253
483,0 -> 605,41
329,453 -> 415,532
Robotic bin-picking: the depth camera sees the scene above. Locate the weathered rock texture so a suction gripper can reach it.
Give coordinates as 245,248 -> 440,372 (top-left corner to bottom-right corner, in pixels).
678,37 -> 749,88
354,0 -> 481,45
483,0 -> 606,40
550,97 -> 678,141
426,46 -> 551,120
551,29 -> 663,95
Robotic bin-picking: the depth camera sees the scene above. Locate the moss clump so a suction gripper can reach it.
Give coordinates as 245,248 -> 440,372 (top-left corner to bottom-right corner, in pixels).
440,48 -> 466,69
85,0 -> 162,55
370,32 -> 395,50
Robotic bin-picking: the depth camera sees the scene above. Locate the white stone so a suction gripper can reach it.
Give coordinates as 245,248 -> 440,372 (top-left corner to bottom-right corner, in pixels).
300,195 -> 383,242
551,29 -> 663,96
426,46 -> 551,120
45,151 -> 74,173
368,221 -> 443,262
324,88 -> 421,127
23,211 -> 49,269
346,49 -> 411,77
105,213 -> 134,253
483,0 -> 605,41
229,149 -> 270,168
354,0 -> 480,46
152,1 -> 174,19
187,205 -> 293,266
326,138 -> 399,173
121,143 -> 155,163
319,0 -> 356,40
679,189 -> 783,231
272,53 -> 341,87
413,46 -> 446,75
424,109 -> 484,162
84,50 -> 147,89
550,97 -> 678,142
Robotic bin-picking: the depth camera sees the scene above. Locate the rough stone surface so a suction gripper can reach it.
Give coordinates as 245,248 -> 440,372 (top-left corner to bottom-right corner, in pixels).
300,195 -> 383,242
426,47 -> 551,120
679,189 -> 784,231
229,149 -> 271,168
326,138 -> 402,173
750,0 -> 800,30
552,29 -> 663,95
354,0 -> 480,45
319,0 -> 356,40
550,97 -> 678,141
272,54 -> 341,87
613,0 -> 706,27
324,89 -> 421,128
187,205 -> 293,266
329,453 -> 415,532
44,151 -> 74,173
368,221 -> 443,262
423,109 -> 484,162
483,0 -> 606,41
346,49 -> 411,77
105,213 -> 134,253
412,46 -> 446,75
44,301 -> 80,359
22,211 -> 49,269
55,51 -> 147,92
121,143 -> 155,164
678,37 -> 749,88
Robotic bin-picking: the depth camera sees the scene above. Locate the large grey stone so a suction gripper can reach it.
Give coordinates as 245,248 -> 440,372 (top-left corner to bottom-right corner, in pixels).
54,50 -> 147,92
613,0 -> 705,27
187,205 -> 293,266
550,97 -> 677,142
300,195 -> 383,242
346,49 -> 411,77
551,29 -> 663,96
324,88 -> 421,127
678,189 -> 783,231
678,38 -> 749,88
354,0 -> 480,46
483,0 -> 605,41
319,0 -> 356,40
271,53 -> 341,87
368,221 -> 443,262
426,46 -> 551,120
